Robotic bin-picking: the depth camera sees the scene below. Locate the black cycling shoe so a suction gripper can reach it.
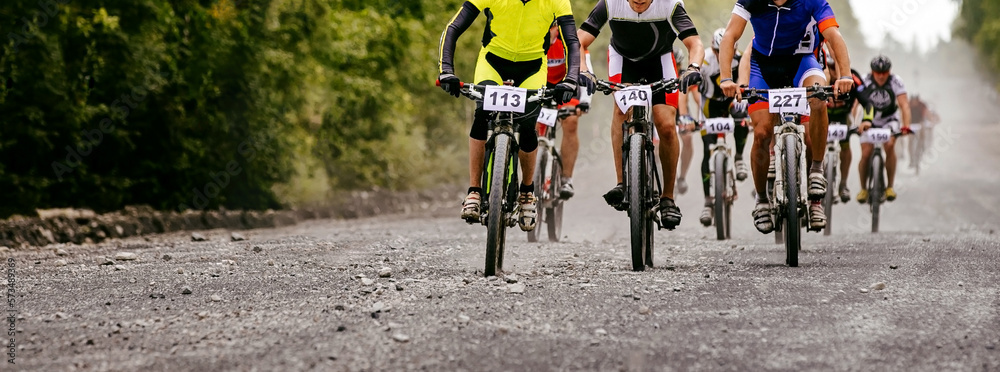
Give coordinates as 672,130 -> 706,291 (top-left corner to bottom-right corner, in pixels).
603,183 -> 625,210
658,198 -> 682,230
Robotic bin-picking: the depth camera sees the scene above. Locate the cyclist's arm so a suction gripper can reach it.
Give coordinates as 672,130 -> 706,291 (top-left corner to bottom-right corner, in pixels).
719,11 -> 748,82
736,43 -> 753,87
898,93 -> 911,129
578,0 -> 608,74
556,14 -> 580,84
674,4 -> 703,71
814,2 -> 850,78
438,2 -> 480,74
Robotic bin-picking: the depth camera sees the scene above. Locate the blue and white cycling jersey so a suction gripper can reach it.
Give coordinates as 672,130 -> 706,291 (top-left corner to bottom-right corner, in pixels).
733,0 -> 838,56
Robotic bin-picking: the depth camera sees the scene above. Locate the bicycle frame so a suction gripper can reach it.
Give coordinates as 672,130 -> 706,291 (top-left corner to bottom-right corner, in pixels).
621,105 -> 663,217
772,114 -> 808,210
482,111 -> 521,226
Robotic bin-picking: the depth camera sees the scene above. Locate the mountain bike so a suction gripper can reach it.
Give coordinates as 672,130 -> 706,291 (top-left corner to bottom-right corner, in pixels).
822,122 -> 850,236
703,116 -> 743,240
594,78 -> 679,271
527,102 -> 575,243
441,80 -> 551,276
741,85 -> 836,267
860,127 -> 894,233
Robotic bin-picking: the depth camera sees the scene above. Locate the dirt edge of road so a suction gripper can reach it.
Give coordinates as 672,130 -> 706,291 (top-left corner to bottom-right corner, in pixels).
0,185 -> 464,250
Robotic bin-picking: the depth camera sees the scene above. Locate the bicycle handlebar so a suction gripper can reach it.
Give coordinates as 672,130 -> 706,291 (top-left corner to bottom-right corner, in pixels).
593,78 -> 680,96
738,84 -> 842,104
435,80 -> 552,103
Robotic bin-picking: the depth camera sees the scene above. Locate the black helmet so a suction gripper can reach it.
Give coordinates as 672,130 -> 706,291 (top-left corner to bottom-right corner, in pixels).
871,55 -> 892,72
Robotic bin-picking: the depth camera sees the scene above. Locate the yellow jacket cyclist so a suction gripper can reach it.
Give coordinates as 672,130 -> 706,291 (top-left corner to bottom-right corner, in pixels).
437,0 -> 581,232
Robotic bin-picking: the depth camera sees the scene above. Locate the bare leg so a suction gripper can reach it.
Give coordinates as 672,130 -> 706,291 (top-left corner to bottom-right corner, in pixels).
750,110 -> 776,198
804,75 -> 830,167
839,141 -> 852,186
652,105 -> 680,199
470,138 -> 486,188
561,115 -> 580,177
518,149 -> 536,187
885,137 -> 897,188
858,143 -> 874,189
611,107 -> 627,184
679,132 -> 693,181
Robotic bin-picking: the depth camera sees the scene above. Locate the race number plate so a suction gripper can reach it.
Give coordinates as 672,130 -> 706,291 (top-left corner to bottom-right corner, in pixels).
614,86 -> 653,112
704,117 -> 736,134
768,88 -> 809,115
861,128 -> 893,144
537,108 -> 558,127
483,86 -> 528,113
828,124 -> 849,142
909,123 -> 922,132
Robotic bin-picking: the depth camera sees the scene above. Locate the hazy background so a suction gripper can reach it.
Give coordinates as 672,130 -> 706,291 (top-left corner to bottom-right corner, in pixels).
0,0 -> 994,219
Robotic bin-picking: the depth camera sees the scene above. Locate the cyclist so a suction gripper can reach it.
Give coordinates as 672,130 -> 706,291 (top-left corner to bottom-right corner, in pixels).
855,55 -> 911,203
438,0 -> 581,232
718,0 -> 855,234
697,28 -> 750,226
905,94 -> 938,169
578,0 -> 705,229
541,23 -> 596,199
820,44 -> 865,203
675,47 -> 697,196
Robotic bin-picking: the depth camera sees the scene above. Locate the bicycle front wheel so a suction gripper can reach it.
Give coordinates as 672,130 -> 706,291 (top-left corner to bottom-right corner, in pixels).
823,153 -> 837,236
527,143 -> 547,243
485,135 -> 512,277
627,135 -> 649,272
782,135 -> 801,267
547,155 -> 563,242
713,152 -> 728,241
871,152 -> 884,233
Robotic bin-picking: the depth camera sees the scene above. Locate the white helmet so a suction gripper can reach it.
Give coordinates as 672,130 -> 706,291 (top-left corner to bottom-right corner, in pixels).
712,28 -> 725,50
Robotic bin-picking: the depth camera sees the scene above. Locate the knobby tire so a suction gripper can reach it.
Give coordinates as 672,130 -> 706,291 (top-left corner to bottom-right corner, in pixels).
783,135 -> 801,267
485,135 -> 511,277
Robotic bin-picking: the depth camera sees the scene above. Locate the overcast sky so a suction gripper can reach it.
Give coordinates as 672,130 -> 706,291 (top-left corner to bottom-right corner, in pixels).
848,0 -> 960,53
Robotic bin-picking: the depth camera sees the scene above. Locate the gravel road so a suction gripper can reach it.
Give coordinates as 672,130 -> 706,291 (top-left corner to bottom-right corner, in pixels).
4,23 -> 1000,372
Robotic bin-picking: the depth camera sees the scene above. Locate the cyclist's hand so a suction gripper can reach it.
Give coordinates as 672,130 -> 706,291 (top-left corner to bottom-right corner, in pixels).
554,81 -> 577,105
721,79 -> 739,99
858,120 -> 872,133
901,125 -> 913,135
578,72 -> 596,95
679,115 -> 697,132
834,77 -> 854,97
577,102 -> 590,114
438,73 -> 461,97
679,67 -> 702,92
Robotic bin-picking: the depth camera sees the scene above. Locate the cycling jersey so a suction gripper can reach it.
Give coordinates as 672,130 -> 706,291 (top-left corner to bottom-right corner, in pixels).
700,48 -> 742,101
581,0 -> 698,62
733,0 -> 839,57
859,74 -> 907,128
439,0 -> 579,85
547,38 -> 568,85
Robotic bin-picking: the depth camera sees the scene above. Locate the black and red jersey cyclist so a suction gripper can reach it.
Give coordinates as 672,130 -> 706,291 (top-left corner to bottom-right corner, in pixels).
541,23 -> 596,199
578,0 -> 705,229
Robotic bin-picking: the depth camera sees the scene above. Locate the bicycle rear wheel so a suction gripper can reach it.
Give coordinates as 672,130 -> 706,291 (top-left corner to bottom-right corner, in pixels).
547,156 -> 564,242
485,135 -> 512,277
713,152 -> 728,241
628,135 -> 649,272
823,153 -> 837,236
527,144 -> 547,243
782,135 -> 801,267
871,152 -> 884,233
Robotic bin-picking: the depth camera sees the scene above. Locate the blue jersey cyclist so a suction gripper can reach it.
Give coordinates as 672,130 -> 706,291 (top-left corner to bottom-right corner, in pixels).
718,0 -> 855,235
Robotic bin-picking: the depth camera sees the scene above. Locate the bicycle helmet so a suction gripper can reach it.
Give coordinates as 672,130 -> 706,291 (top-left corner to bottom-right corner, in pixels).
870,55 -> 892,72
712,28 -> 725,50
